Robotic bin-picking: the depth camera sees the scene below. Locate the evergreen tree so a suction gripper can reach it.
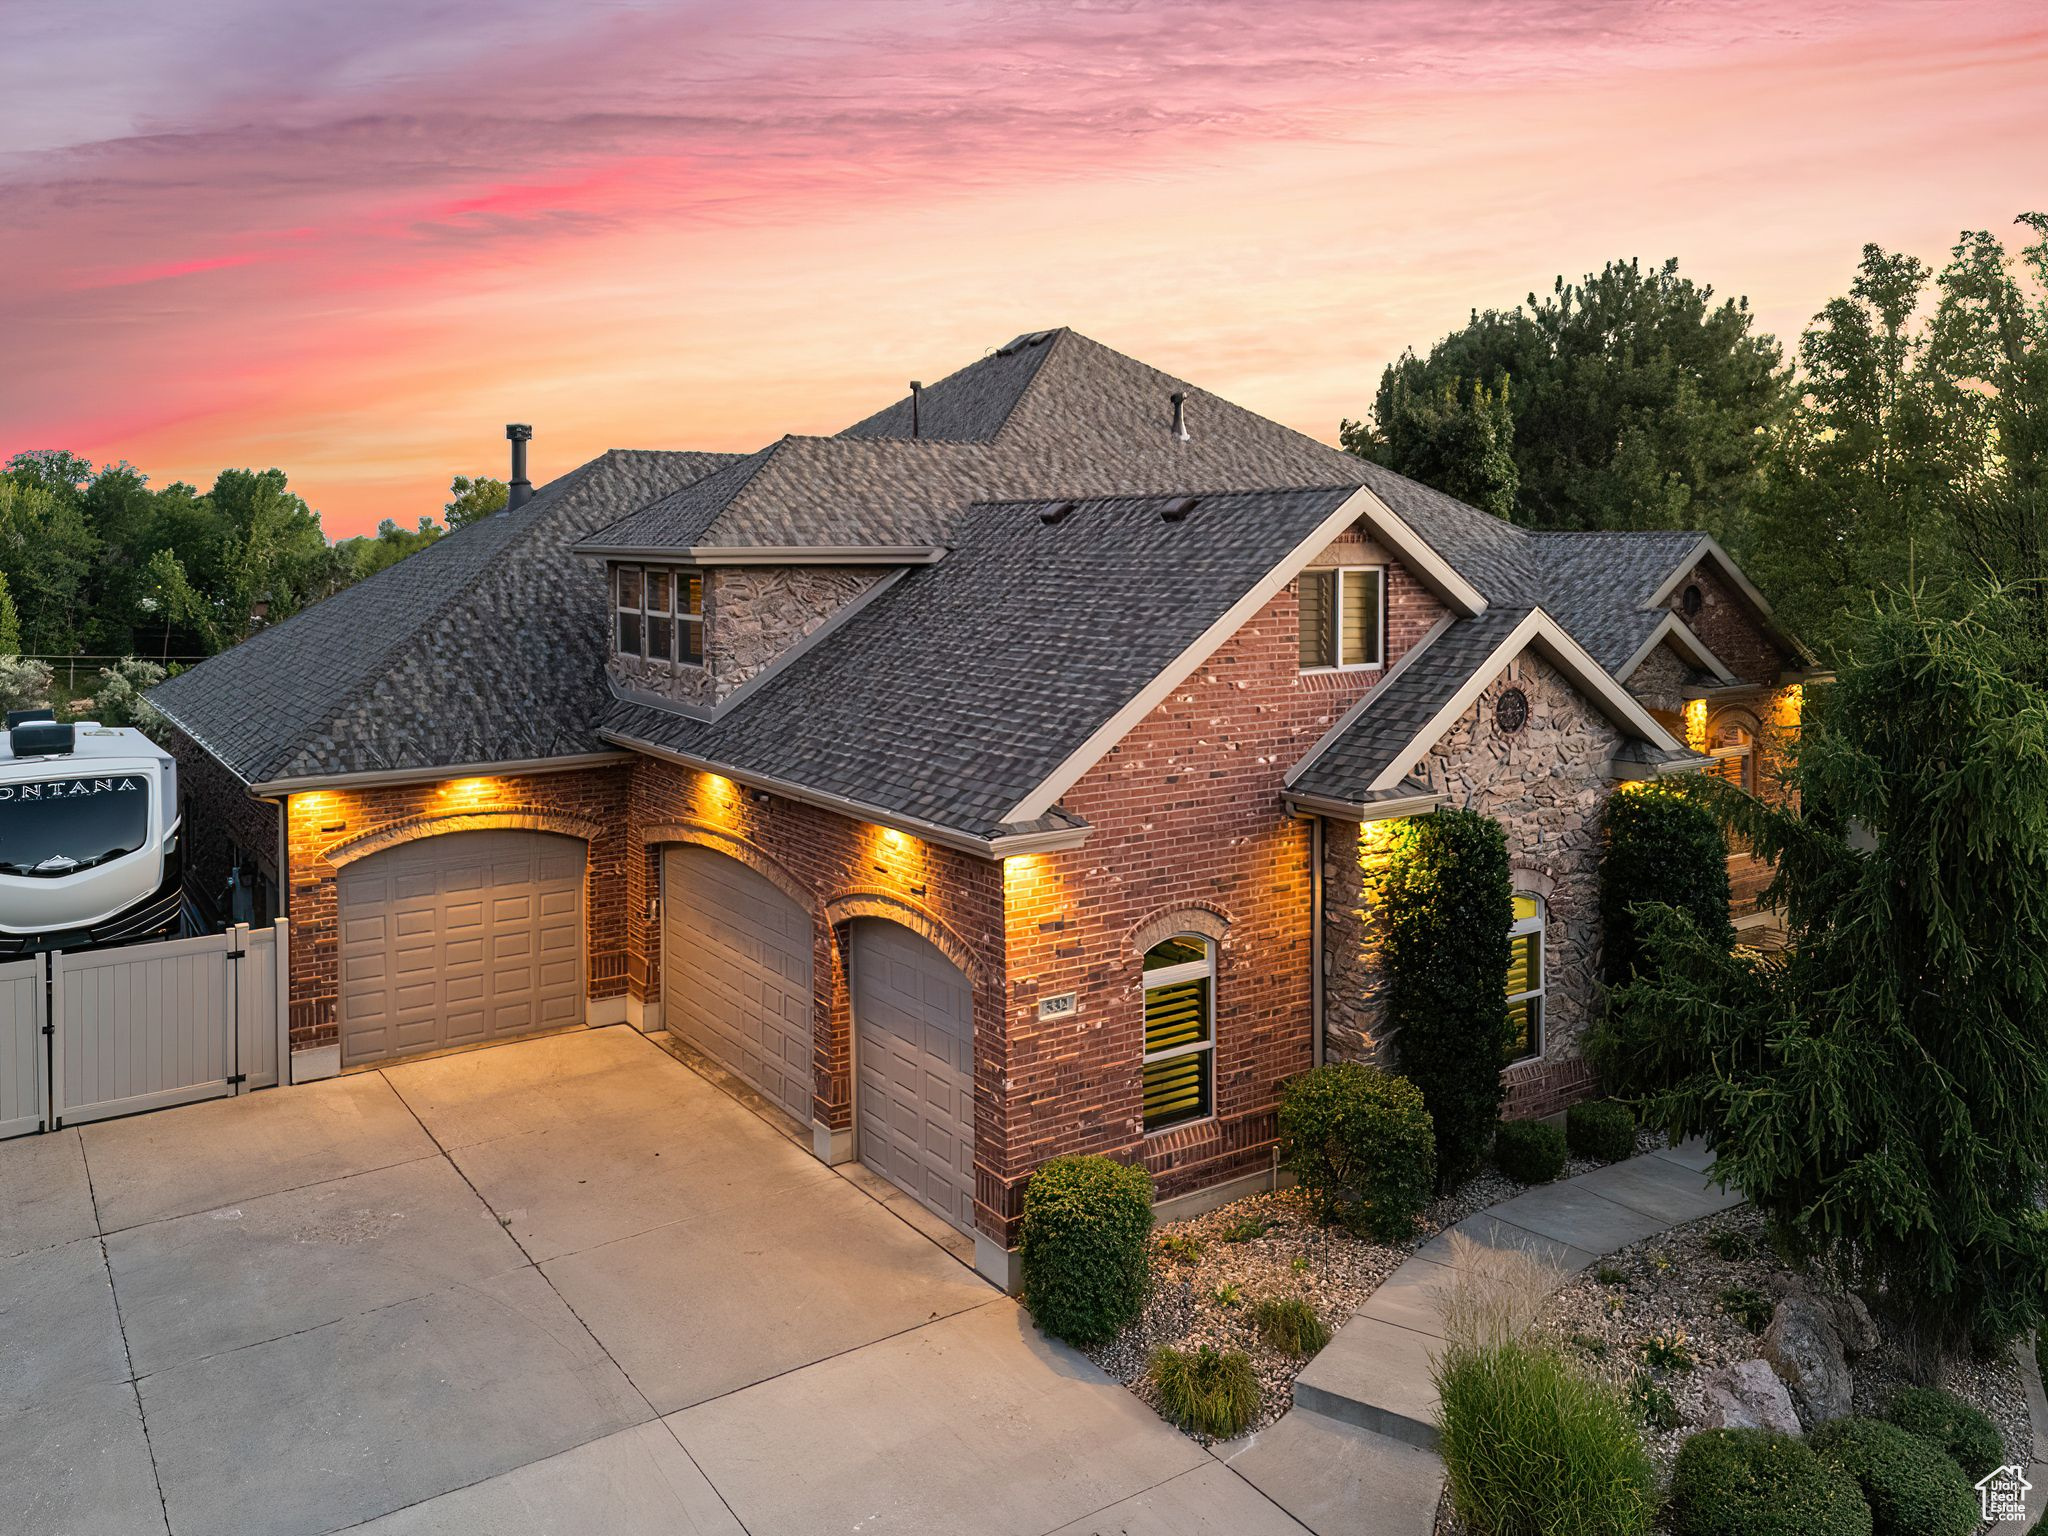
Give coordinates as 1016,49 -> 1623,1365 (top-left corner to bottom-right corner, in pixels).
1596,581 -> 2048,1367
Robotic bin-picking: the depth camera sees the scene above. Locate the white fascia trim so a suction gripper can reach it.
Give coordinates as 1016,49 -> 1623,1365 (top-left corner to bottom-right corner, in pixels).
1284,613 -> 1456,791
1643,534 -> 1808,658
600,729 -> 1091,859
1351,485 -> 1487,618
250,751 -> 634,796
1616,611 -> 1737,686
1285,789 -> 1448,823
1000,487 -> 1383,825
1363,609 -> 1686,793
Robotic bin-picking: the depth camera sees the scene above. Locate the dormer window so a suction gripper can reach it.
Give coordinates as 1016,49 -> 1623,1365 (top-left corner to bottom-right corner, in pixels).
1298,567 -> 1384,671
616,564 -> 703,667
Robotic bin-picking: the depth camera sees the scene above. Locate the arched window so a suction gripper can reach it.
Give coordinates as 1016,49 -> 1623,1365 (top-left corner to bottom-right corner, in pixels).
1708,712 -> 1758,792
1142,936 -> 1214,1131
1506,894 -> 1544,1063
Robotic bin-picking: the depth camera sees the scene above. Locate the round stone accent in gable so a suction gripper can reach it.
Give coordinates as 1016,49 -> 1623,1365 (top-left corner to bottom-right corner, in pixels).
1495,686 -> 1530,734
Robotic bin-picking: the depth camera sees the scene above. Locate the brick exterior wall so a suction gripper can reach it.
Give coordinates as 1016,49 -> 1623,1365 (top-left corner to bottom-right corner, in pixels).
1321,651 -> 1624,1123
279,766 -> 634,1052
1663,560 -> 1783,687
159,723 -> 282,920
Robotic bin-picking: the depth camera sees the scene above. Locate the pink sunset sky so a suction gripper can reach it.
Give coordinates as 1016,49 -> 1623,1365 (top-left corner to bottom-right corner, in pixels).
2,0 -> 2043,539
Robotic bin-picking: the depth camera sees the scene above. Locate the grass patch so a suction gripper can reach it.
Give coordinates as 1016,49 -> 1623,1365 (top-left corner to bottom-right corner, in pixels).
1149,1345 -> 1260,1438
1630,1371 -> 1681,1431
1718,1285 -> 1773,1333
1251,1296 -> 1331,1357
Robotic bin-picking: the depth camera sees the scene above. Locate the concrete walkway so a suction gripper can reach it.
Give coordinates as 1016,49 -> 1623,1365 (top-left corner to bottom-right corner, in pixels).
1217,1139 -> 1743,1536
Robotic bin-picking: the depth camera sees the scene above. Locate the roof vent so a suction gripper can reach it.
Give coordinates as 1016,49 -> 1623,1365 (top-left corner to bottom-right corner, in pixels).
1169,391 -> 1190,443
1039,500 -> 1077,526
506,424 -> 533,510
909,381 -> 923,439
10,720 -> 74,758
1160,496 -> 1200,523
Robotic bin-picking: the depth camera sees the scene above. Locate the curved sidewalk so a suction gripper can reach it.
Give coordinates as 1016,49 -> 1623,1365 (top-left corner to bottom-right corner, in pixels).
1217,1139 -> 1741,1536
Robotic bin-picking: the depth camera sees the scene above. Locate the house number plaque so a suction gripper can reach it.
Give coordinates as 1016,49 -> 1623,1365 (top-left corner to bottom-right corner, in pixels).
1037,992 -> 1079,1022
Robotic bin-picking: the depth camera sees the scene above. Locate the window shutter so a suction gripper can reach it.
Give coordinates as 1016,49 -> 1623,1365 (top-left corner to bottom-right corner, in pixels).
1144,975 -> 1210,1055
1143,1052 -> 1209,1129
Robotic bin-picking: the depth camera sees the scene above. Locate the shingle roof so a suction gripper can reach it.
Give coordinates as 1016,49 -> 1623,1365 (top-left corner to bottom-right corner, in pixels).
150,449 -> 741,783
1287,610 -> 1534,802
1515,530 -> 1708,672
602,486 -> 1359,842
839,330 -> 1058,442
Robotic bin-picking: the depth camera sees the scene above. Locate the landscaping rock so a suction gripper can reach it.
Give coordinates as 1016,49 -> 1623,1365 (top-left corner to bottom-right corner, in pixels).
1830,1293 -> 1880,1359
1763,1296 -> 1853,1425
1699,1358 -> 1802,1435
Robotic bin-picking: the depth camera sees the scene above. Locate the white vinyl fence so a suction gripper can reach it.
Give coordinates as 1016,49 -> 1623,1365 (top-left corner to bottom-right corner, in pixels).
0,921 -> 287,1137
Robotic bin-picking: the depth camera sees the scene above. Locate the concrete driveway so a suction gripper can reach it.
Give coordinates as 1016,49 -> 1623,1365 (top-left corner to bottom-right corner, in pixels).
0,1025 -> 1307,1536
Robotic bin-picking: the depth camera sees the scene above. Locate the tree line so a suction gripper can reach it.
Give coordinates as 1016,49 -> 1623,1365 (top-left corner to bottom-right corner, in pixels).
1346,213 -> 2048,657
0,452 -> 507,667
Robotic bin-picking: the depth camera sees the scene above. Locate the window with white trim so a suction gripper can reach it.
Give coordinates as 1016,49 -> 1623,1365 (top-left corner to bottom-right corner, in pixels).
1506,893 -> 1544,1063
1142,936 -> 1214,1132
1298,567 -> 1385,671
615,564 -> 704,668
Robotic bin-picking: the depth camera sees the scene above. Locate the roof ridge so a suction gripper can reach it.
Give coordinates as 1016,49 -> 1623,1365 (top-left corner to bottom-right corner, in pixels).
970,482 -> 1360,511
988,326 -> 1070,443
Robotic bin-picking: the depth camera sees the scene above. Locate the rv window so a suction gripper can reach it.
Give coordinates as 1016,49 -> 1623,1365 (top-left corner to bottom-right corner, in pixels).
0,775 -> 152,876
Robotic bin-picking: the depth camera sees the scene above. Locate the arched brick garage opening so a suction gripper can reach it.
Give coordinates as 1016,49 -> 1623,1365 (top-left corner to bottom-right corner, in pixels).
335,828 -> 587,1067
660,842 -> 817,1124
846,917 -> 976,1235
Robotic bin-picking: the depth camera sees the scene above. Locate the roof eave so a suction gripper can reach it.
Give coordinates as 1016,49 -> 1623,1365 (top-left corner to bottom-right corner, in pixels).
1284,788 -> 1449,823
248,750 -> 636,797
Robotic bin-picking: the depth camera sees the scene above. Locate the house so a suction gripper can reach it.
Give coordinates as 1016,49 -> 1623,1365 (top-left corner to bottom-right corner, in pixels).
149,329 -> 1813,1287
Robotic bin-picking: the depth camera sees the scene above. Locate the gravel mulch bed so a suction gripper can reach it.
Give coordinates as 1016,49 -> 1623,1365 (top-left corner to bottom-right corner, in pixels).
1536,1202 -> 2031,1480
1087,1131 -> 1673,1443
1081,1188 -> 1406,1438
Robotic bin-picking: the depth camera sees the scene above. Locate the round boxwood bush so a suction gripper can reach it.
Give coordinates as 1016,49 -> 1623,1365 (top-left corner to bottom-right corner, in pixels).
1810,1416 -> 1978,1536
1886,1386 -> 2004,1479
1435,1339 -> 1657,1535
1276,1062 -> 1435,1242
1565,1099 -> 1636,1163
1494,1119 -> 1567,1184
1018,1154 -> 1154,1346
1669,1428 -> 1873,1536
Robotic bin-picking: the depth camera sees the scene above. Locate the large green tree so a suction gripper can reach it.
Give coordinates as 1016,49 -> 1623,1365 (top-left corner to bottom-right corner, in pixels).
1747,215 -> 2048,655
1595,581 -> 2048,1367
1351,258 -> 1791,540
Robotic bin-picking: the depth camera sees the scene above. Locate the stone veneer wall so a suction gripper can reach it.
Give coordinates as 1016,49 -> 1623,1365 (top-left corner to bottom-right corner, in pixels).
1322,650 -> 1624,1121
1625,640 -> 1693,719
607,564 -> 886,707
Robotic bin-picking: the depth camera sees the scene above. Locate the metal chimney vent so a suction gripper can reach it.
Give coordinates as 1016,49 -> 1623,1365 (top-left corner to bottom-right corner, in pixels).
1169,391 -> 1190,442
506,424 -> 534,509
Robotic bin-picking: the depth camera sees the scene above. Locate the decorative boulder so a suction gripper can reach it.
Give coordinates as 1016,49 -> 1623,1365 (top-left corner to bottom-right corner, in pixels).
1699,1358 -> 1803,1435
1762,1297 -> 1853,1426
1829,1293 -> 1881,1359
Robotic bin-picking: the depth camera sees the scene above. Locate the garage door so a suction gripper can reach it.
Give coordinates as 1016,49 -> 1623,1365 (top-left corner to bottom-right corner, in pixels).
661,845 -> 814,1123
851,920 -> 975,1234
338,830 -> 586,1067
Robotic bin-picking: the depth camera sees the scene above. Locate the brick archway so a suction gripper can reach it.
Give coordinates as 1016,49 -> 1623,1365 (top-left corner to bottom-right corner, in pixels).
638,820 -> 819,919
1126,901 -> 1233,959
822,889 -> 993,989
321,809 -> 603,868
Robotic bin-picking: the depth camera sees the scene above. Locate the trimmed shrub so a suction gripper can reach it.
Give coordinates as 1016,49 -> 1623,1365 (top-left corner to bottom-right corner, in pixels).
1565,1099 -> 1636,1163
1495,1119 -> 1567,1184
1669,1429 -> 1872,1536
1599,784 -> 1733,984
1811,1416 -> 1978,1536
1250,1296 -> 1330,1357
1149,1344 -> 1259,1438
1435,1339 -> 1657,1536
1886,1386 -> 2004,1479
1276,1062 -> 1435,1242
1018,1155 -> 1154,1346
1383,809 -> 1514,1184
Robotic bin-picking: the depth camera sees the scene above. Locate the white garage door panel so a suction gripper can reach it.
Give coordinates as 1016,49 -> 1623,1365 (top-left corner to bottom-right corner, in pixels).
852,921 -> 975,1235
661,845 -> 814,1123
338,830 -> 587,1067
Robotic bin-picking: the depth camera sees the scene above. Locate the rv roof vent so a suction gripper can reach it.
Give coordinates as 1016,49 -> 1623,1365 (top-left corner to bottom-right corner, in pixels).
5,709 -> 53,729
1039,500 -> 1077,526
10,720 -> 75,757
1160,496 -> 1200,523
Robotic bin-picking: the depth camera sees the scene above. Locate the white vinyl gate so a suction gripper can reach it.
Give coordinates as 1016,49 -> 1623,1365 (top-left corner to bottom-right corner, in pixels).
0,921 -> 288,1138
